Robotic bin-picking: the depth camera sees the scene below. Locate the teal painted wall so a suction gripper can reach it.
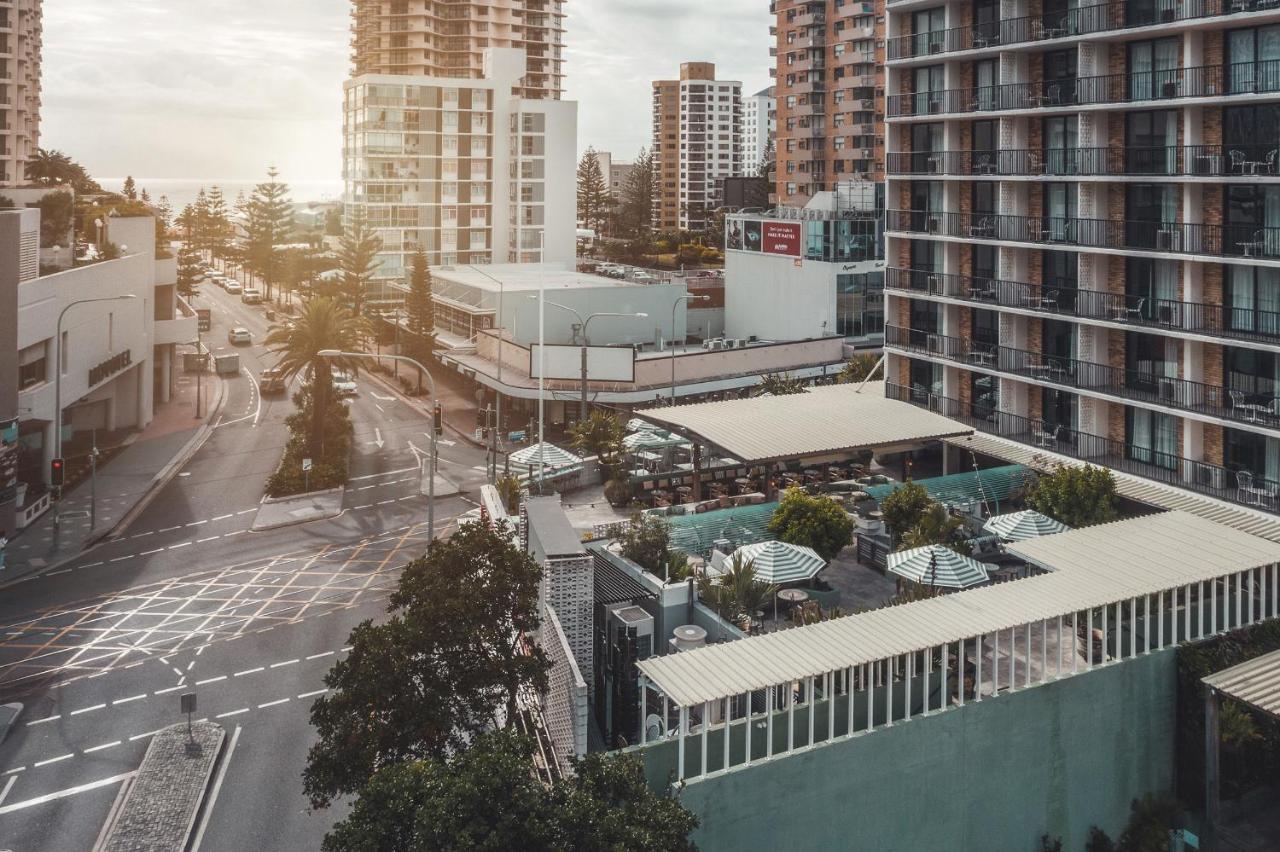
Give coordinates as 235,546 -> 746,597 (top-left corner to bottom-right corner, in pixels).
660,650 -> 1177,852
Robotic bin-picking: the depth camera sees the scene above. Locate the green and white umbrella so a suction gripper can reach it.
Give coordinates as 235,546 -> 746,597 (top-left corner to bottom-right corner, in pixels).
624,429 -> 685,451
982,510 -> 1070,542
508,442 -> 582,472
627,418 -> 656,432
887,545 -> 989,590
728,540 -> 827,584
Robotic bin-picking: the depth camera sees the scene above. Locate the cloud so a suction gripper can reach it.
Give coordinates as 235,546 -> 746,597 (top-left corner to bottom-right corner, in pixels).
39,0 -> 772,180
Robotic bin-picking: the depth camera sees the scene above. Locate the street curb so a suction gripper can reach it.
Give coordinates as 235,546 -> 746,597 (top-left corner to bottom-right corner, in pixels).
0,702 -> 22,746
250,487 -> 346,531
362,366 -> 486,449
0,375 -> 229,591
95,372 -> 229,545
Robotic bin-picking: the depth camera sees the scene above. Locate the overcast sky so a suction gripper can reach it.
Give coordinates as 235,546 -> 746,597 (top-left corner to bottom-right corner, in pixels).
42,0 -> 773,183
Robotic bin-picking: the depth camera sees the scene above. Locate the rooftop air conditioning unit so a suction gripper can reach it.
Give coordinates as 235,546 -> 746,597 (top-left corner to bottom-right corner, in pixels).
671,624 -> 708,653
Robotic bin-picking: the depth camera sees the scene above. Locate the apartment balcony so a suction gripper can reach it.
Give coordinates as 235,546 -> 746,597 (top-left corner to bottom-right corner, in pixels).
884,383 -> 1279,514
887,144 -> 1280,178
886,267 -> 1280,347
886,209 -> 1280,262
886,61 -> 1280,119
884,325 -> 1280,432
887,0 -> 1280,63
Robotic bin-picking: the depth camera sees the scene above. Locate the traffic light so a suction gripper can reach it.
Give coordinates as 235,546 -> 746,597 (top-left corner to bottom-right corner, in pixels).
433,403 -> 443,437
50,457 -> 65,487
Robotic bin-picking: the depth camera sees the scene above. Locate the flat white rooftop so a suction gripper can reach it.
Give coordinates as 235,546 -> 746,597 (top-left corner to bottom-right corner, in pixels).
432,263 -> 674,293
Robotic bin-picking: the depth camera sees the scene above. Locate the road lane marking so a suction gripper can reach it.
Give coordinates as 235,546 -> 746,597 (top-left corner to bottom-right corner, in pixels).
224,529 -> 248,537
215,707 -> 249,719
168,542 -> 192,550
349,466 -> 419,481
69,703 -> 106,716
233,667 -> 264,677
186,520 -> 208,527
0,771 -> 136,815
129,727 -> 166,741
211,514 -> 233,521
153,686 -> 185,695
305,651 -> 334,660
197,537 -> 219,544
131,531 -> 154,538
195,675 -> 226,685
258,698 -> 290,709
2,767 -> 25,776
140,548 -> 164,556
112,694 -> 146,706
0,775 -> 16,806
84,740 -> 123,754
297,688 -> 327,699
110,556 -> 132,563
33,754 -> 74,768
159,526 -> 182,533
270,659 -> 298,669
26,714 -> 61,726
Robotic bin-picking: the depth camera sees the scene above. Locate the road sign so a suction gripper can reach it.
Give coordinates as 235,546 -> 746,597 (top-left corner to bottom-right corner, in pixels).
196,308 -> 212,332
180,693 -> 197,714
301,458 -> 313,472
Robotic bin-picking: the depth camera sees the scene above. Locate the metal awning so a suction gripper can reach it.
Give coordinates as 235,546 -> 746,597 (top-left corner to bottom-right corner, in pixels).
1203,647 -> 1280,721
636,384 -> 973,464
638,511 -> 1280,708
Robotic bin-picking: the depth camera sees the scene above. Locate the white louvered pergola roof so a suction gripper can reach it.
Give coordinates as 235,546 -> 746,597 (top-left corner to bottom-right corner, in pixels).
1202,647 -> 1280,721
636,385 -> 973,464
638,511 -> 1280,708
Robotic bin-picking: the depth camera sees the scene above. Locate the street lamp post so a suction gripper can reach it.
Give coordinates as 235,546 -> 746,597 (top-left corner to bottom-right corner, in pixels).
670,294 -> 710,404
538,299 -> 648,422
318,350 -> 439,542
53,295 -> 139,535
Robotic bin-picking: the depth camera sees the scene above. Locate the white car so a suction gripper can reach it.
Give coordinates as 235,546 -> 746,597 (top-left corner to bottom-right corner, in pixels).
331,371 -> 358,397
227,327 -> 252,345
225,281 -> 243,295
241,288 -> 264,304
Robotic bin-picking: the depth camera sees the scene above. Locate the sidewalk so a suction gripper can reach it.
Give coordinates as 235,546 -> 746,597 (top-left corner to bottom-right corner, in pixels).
2,365 -> 225,583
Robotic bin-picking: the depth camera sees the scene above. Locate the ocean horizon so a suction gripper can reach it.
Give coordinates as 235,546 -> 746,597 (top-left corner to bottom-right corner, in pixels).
101,177 -> 344,212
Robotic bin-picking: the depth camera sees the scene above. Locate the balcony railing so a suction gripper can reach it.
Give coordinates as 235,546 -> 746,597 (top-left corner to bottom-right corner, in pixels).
884,324 -> 1280,430
884,383 -> 1280,515
887,60 -> 1280,118
886,0 -> 1279,62
886,267 -> 1280,346
886,209 -> 1280,261
886,144 -> 1280,178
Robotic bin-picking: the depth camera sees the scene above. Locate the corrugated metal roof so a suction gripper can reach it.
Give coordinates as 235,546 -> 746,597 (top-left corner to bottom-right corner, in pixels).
1203,647 -> 1280,721
591,550 -> 656,606
638,511 -> 1280,707
637,385 -> 974,464
946,432 -> 1280,544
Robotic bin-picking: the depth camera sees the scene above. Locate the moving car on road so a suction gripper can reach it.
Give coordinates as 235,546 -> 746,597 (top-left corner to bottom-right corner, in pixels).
227,327 -> 252,345
241,288 -> 263,304
259,366 -> 287,394
225,281 -> 243,295
331,371 -> 358,397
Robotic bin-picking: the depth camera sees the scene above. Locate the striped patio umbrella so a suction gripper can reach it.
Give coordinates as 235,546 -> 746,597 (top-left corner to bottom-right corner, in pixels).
623,429 -> 684,451
508,442 -> 582,472
728,540 -> 827,584
627,418 -> 656,432
982,510 -> 1070,542
887,545 -> 989,590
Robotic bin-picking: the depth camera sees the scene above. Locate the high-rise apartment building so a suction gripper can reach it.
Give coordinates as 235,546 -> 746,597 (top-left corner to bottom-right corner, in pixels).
343,49 -> 576,284
883,1 -> 1280,515
772,0 -> 885,207
743,85 -> 777,173
349,0 -> 565,100
652,62 -> 743,232
0,0 -> 41,187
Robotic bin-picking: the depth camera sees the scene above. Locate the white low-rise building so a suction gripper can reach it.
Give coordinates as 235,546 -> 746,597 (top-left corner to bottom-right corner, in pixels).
0,208 -> 194,532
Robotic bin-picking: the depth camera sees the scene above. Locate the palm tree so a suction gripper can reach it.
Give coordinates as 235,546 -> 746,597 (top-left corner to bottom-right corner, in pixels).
839,352 -> 883,384
264,298 -> 370,454
699,555 -> 777,628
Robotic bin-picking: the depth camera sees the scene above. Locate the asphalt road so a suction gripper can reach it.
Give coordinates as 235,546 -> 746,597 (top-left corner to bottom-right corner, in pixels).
0,272 -> 494,850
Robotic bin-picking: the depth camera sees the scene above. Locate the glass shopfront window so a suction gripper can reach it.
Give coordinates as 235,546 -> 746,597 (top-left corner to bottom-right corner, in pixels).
836,272 -> 884,339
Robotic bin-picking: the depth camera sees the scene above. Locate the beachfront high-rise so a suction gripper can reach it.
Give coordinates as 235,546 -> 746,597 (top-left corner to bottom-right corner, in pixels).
343,48 -> 576,283
772,0 -> 885,207
0,0 -> 41,187
651,62 -> 743,233
349,0 -> 565,100
883,0 -> 1280,515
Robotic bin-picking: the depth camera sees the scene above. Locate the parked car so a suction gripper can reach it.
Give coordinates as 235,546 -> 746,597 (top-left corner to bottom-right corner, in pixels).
259,366 -> 287,394
225,281 -> 243,295
227,327 -> 252,345
241,288 -> 263,304
331,371 -> 358,397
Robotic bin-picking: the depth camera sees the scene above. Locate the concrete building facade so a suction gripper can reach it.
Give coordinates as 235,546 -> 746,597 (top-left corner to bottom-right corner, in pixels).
883,0 -> 1280,516
0,209 -> 194,534
772,0 -> 885,207
349,0 -> 565,100
0,0 -> 41,187
343,48 -> 577,283
652,62 -> 743,233
743,85 -> 777,174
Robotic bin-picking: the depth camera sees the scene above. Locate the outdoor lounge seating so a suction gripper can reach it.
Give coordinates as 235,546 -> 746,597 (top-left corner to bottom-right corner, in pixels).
1229,390 -> 1274,423
1236,470 -> 1278,509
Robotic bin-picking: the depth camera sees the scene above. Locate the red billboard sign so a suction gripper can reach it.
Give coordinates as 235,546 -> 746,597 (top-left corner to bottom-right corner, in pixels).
762,222 -> 801,256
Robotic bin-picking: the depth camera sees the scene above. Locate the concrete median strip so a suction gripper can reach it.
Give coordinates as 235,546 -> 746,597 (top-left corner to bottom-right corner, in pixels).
251,487 -> 345,531
98,721 -> 225,852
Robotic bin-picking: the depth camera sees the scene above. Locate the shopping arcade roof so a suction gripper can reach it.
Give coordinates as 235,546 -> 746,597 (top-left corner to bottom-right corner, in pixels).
636,385 -> 973,465
1202,647 -> 1280,722
638,511 -> 1280,708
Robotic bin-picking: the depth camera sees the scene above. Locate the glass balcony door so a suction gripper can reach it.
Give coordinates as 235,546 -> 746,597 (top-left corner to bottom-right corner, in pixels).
1126,110 -> 1178,175
1227,25 -> 1280,95
1127,257 -> 1179,324
1127,407 -> 1178,470
1125,184 -> 1178,250
1043,116 -> 1078,174
911,122 -> 944,174
914,65 -> 945,115
1044,183 -> 1077,242
912,7 -> 946,57
1227,265 -> 1280,337
1129,38 -> 1180,101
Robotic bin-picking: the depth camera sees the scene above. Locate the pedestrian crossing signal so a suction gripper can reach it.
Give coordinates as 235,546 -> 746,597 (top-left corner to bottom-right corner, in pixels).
50,458 -> 65,487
